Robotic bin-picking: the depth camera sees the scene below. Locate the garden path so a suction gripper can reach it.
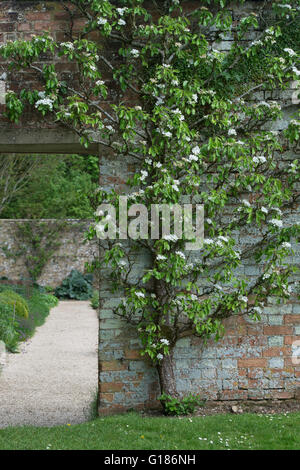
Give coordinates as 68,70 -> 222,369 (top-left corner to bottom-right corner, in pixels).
0,301 -> 98,428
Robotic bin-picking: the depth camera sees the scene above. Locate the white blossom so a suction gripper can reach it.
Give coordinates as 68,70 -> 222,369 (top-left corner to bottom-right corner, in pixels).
135,291 -> 145,298
35,97 -> 54,110
163,234 -> 178,242
192,145 -> 200,155
97,17 -> 107,25
269,219 -> 283,228
160,338 -> 170,345
130,49 -> 140,58
157,353 -> 164,360
228,128 -> 237,136
284,48 -> 296,57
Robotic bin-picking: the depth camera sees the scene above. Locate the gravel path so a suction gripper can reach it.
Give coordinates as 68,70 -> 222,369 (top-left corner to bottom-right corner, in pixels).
0,301 -> 98,428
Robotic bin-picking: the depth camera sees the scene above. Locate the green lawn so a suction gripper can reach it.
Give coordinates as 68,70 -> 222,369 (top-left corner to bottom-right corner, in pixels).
0,412 -> 299,450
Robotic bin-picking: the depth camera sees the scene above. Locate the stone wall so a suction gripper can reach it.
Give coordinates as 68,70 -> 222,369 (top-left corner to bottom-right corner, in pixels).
0,0 -> 299,414
0,219 -> 96,286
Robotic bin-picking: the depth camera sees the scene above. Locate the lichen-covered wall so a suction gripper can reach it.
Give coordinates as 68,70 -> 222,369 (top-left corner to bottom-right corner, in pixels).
0,219 -> 96,286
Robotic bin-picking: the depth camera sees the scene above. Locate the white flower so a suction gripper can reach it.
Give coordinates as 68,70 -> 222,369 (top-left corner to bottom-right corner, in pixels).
160,338 -> 170,345
192,145 -> 200,155
269,219 -> 283,228
175,251 -> 186,259
130,49 -> 140,58
263,272 -> 271,279
163,234 -> 178,242
253,306 -> 262,314
206,218 -> 212,225
218,235 -> 228,243
242,199 -> 251,207
253,156 -> 266,164
117,7 -> 127,15
140,170 -> 148,181
239,295 -> 248,303
281,242 -> 291,249
228,128 -> 237,136
292,66 -> 300,77
96,80 -> 105,86
188,154 -> 198,162
97,17 -> 107,25
284,48 -> 296,57
118,19 -> 126,25
135,291 -> 145,298
204,238 -> 214,245
61,42 -> 74,50
261,206 -> 268,214
157,254 -> 167,261
35,97 -> 54,110
157,353 -> 164,360
172,184 -> 179,191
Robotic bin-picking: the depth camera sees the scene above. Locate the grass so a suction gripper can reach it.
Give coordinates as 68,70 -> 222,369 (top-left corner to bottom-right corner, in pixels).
0,411 -> 299,450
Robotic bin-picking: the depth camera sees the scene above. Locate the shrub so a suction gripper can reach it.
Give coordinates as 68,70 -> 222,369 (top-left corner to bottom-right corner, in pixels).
55,270 -> 93,300
0,301 -> 20,352
90,290 -> 99,310
0,290 -> 29,319
158,394 -> 204,416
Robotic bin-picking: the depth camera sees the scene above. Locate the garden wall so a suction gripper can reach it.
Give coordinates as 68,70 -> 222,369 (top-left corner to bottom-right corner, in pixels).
0,219 -> 96,286
0,1 -> 299,413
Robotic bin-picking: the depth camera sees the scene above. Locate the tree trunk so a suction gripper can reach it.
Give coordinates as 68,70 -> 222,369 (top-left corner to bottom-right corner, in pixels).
157,348 -> 178,398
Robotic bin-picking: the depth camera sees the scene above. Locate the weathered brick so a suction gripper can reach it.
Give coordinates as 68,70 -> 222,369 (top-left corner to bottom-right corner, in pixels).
238,358 -> 267,368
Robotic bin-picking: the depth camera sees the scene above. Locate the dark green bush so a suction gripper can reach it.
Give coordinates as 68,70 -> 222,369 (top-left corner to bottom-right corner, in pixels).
55,270 -> 93,300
